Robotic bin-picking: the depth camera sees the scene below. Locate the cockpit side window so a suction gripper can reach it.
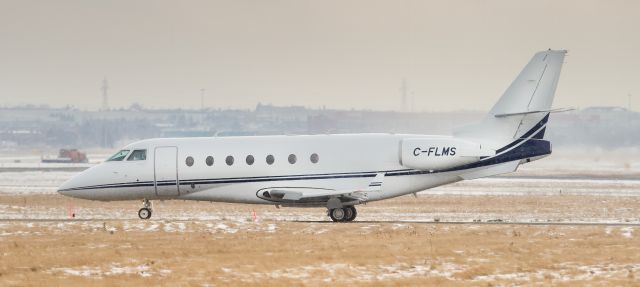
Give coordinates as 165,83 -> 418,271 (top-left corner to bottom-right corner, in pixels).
107,150 -> 130,161
127,149 -> 147,161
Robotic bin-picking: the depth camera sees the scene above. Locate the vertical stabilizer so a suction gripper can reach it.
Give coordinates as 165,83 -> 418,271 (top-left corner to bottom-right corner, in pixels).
455,50 -> 566,149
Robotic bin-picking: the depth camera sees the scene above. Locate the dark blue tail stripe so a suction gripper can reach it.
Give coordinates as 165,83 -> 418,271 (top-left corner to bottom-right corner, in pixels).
496,114 -> 549,153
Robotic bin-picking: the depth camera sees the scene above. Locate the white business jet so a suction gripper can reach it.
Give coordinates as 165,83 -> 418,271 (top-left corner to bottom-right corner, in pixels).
59,50 -> 567,222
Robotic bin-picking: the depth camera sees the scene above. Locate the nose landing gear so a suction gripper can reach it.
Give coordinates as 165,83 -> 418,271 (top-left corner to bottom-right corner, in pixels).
138,199 -> 152,220
328,206 -> 357,222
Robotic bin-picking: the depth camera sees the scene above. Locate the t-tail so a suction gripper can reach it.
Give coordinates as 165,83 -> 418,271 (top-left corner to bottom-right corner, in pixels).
455,49 -> 567,163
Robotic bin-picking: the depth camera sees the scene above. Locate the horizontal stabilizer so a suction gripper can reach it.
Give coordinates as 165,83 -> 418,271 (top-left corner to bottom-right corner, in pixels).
460,160 -> 520,180
494,108 -> 574,118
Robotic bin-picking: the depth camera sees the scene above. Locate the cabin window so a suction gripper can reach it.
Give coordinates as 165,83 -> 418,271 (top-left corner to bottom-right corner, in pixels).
127,149 -> 147,161
107,149 -> 130,161
185,156 -> 194,167
266,154 -> 274,165
288,154 -> 297,164
310,153 -> 319,164
206,156 -> 214,166
226,156 -> 234,166
246,155 -> 255,165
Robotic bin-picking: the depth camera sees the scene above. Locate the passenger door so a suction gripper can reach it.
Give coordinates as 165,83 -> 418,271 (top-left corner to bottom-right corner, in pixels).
154,146 -> 179,197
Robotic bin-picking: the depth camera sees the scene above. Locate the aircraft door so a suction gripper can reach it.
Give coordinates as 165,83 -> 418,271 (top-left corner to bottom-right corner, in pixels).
154,146 -> 179,197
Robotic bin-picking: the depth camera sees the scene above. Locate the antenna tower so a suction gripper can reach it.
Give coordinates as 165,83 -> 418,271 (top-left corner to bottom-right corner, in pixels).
401,79 -> 408,112
101,78 -> 109,111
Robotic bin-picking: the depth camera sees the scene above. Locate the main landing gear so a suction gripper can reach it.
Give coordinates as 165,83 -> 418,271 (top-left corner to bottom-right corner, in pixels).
328,206 -> 357,222
138,199 -> 152,220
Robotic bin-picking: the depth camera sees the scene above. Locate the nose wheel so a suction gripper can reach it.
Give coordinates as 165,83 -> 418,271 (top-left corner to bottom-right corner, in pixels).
138,208 -> 152,219
138,199 -> 152,220
328,206 -> 357,222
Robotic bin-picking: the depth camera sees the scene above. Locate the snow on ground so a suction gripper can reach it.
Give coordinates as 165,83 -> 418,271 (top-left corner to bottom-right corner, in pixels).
0,171 -> 76,194
0,218 -> 285,237
0,197 -> 638,224
0,152 -> 108,165
423,177 -> 640,196
47,263 -> 171,279
473,262 -> 640,283
215,261 -> 640,284
620,227 -> 634,238
520,147 -> 640,172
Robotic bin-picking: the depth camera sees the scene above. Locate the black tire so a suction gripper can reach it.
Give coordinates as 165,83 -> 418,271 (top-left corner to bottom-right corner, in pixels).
329,208 -> 345,222
138,207 -> 152,220
343,207 -> 354,222
345,206 -> 357,222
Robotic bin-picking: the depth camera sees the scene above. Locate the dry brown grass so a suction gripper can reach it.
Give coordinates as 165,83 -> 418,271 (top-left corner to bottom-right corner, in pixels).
0,194 -> 639,286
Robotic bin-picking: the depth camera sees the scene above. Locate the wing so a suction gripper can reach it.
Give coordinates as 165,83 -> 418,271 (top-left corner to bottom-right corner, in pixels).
256,172 -> 385,205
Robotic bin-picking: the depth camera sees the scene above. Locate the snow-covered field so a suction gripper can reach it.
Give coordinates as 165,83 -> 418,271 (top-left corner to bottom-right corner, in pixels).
0,171 -> 77,194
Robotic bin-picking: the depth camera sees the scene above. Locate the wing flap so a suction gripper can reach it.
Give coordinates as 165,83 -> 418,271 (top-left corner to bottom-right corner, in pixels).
257,172 -> 385,203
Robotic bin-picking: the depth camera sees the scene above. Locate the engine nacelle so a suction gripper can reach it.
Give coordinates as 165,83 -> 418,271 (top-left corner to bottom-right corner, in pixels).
400,137 -> 495,170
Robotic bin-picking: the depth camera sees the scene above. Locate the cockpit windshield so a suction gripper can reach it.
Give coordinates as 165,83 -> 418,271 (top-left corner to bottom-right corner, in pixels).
127,149 -> 147,161
107,149 -> 130,161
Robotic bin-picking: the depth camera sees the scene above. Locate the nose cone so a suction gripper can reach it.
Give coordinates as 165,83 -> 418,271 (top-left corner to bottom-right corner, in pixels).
58,177 -> 80,197
58,166 -> 96,198
57,164 -> 122,200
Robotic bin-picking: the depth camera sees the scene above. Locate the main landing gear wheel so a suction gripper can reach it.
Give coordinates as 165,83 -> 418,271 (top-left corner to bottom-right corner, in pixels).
138,207 -> 152,220
138,199 -> 152,220
328,206 -> 357,222
344,206 -> 357,222
329,208 -> 346,222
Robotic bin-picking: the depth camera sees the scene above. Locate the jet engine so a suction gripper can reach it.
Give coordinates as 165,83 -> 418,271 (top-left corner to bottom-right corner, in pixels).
400,137 -> 495,170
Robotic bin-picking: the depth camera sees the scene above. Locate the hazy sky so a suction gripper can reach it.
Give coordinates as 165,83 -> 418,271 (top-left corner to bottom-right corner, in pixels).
0,0 -> 639,111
